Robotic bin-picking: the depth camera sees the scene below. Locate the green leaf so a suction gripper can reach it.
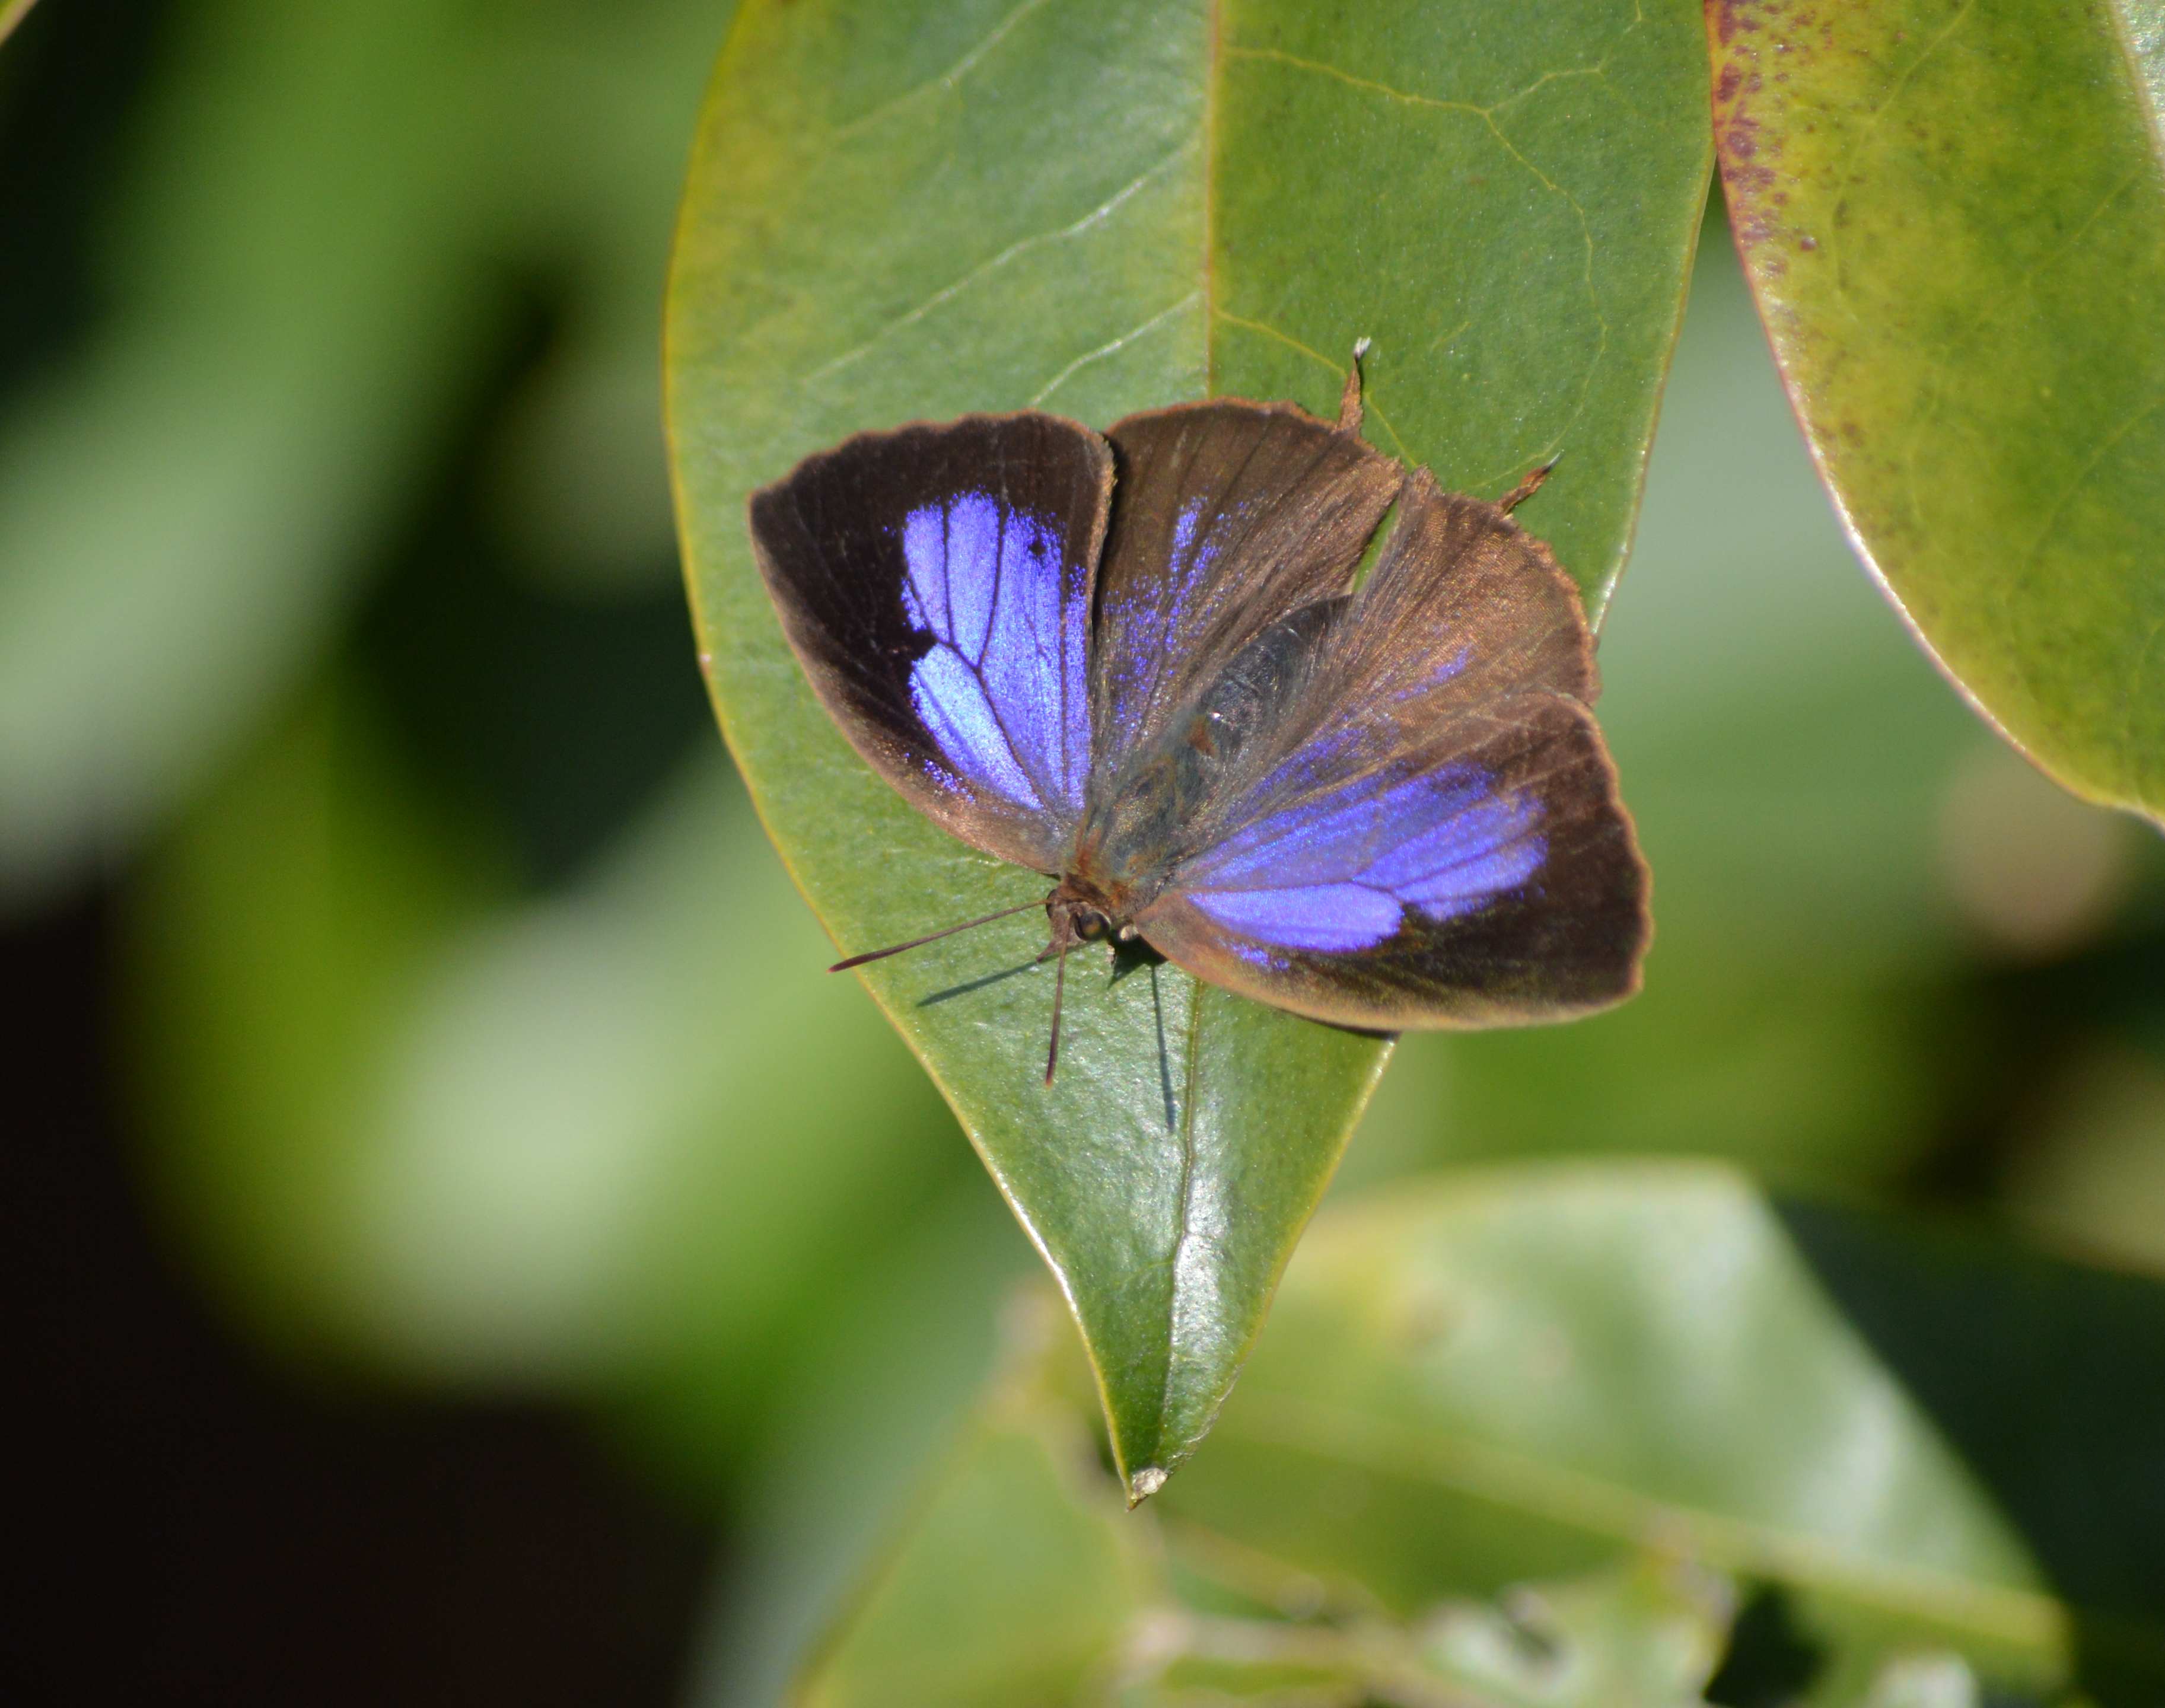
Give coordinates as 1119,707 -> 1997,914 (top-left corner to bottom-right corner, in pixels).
1128,1559 -> 1734,1706
1707,0 -> 2165,828
797,1328 -> 1155,1708
1155,1162 -> 2112,1701
668,0 -> 1711,1496
797,1164 -> 2165,1704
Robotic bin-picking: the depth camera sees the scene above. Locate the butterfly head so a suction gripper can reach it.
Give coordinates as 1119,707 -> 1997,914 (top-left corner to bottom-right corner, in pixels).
1045,871 -> 1141,952
1034,874 -> 1145,1085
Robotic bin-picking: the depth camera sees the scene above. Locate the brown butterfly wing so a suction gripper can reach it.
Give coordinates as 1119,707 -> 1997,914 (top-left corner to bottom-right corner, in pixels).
1087,400 -> 1404,797
1134,471 -> 1650,1028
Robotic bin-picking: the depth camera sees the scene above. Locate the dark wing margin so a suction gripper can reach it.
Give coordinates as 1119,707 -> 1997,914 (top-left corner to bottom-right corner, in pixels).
747,413 -> 1112,873
1136,473 -> 1649,1029
1088,400 -> 1403,796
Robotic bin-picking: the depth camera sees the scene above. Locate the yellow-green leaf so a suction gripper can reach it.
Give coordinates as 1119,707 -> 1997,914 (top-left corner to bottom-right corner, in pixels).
1708,0 -> 2165,827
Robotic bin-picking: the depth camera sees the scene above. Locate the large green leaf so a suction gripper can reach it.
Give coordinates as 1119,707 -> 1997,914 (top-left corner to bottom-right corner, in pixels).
668,0 -> 1710,1496
1155,1164 -> 2075,1701
796,1163 -> 2165,1705
1707,0 -> 2165,827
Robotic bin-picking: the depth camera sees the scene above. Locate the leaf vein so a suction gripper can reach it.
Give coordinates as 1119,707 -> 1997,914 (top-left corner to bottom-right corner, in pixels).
1221,47 -> 1610,483
1028,292 -> 1202,408
826,0 -> 1056,142
805,149 -> 1187,387
1220,1391 -> 2068,1645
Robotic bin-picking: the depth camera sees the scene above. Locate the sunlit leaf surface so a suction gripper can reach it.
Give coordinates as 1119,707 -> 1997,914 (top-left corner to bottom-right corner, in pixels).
669,0 -> 1710,1496
1708,0 -> 2165,827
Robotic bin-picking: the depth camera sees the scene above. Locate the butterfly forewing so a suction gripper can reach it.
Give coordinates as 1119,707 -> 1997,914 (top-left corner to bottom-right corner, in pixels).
1088,401 -> 1403,791
1131,471 -> 1649,1029
748,414 -> 1113,872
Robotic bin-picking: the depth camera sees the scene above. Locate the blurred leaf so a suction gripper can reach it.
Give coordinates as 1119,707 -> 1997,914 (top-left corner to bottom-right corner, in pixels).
797,1164 -> 2165,1704
1852,1653 -> 1983,1708
0,0 -> 496,900
798,1327 -> 1154,1708
1409,1562 -> 1731,1708
1708,0 -> 2165,828
131,678 -> 961,1457
1155,1164 -> 2088,1700
1129,1560 -> 1733,1707
476,0 -> 737,595
797,1298 -> 1736,1708
670,0 -> 1710,1496
681,1181 -> 1040,1707
1780,1199 -> 2165,1699
0,0 -> 735,903
128,674 -> 507,1354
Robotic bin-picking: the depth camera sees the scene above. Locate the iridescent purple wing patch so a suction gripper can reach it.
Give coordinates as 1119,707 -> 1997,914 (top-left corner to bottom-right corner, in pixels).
1125,467 -> 1645,1030
748,414 -> 1111,874
1184,766 -> 1547,952
897,492 -> 1090,816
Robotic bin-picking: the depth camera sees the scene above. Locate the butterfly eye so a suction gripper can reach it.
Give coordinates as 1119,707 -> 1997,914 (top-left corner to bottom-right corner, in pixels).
1073,907 -> 1112,942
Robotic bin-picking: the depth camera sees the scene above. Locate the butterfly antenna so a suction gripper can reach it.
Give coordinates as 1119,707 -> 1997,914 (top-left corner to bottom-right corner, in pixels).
828,898 -> 1045,971
1499,454 -> 1561,515
1336,336 -> 1371,435
1043,941 -> 1069,1086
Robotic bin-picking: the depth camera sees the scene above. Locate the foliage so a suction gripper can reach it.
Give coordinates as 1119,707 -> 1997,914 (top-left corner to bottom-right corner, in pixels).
1709,0 -> 2165,828
803,1164 -> 2165,1706
0,0 -> 2161,1700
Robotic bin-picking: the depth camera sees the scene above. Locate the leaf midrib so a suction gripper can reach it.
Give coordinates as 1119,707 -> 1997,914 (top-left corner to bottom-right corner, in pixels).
1138,0 -> 1221,1490
1214,1388 -> 2068,1647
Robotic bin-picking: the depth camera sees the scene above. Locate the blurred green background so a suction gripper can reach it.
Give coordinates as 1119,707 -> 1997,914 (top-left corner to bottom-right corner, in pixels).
6,2 -> 2162,1704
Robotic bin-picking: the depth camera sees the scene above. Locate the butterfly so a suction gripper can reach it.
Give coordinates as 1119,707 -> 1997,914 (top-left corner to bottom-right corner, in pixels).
748,358 -> 1649,1081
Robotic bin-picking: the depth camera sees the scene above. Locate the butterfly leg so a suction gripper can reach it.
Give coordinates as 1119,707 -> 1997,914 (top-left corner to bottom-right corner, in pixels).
1336,336 -> 1372,436
1498,458 -> 1559,515
1044,941 -> 1069,1085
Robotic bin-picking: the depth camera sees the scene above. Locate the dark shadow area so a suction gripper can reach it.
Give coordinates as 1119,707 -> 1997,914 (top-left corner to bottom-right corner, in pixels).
1704,1585 -> 1824,1708
1,885 -> 713,1707
349,277 -> 710,892
1903,907 -> 2165,1210
1107,936 -> 1166,982
1778,1200 -> 2165,1703
0,0 -> 179,394
1148,961 -> 1178,1132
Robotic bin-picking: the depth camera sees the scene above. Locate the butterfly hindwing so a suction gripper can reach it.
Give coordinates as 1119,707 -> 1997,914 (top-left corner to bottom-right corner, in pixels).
748,414 -> 1113,872
1131,471 -> 1649,1029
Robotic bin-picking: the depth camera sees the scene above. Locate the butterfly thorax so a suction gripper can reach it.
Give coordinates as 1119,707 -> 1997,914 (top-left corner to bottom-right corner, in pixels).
1075,598 -> 1345,909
